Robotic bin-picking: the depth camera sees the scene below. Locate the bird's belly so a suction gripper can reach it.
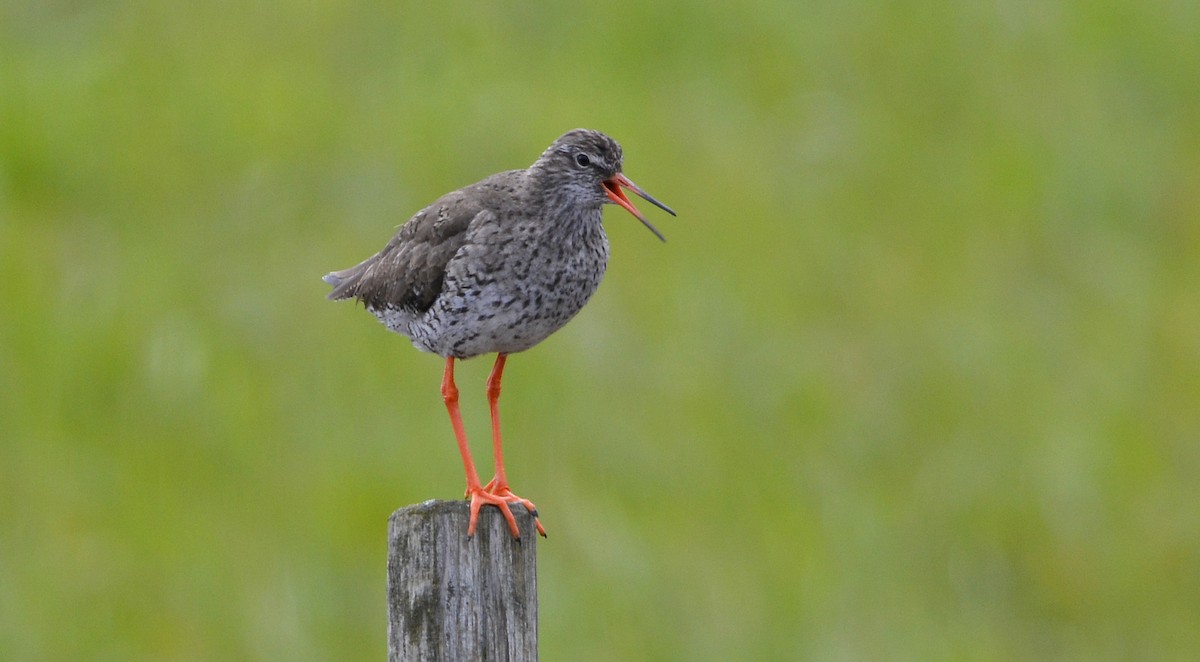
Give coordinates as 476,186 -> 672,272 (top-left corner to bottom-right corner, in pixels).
438,278 -> 598,356
409,254 -> 605,358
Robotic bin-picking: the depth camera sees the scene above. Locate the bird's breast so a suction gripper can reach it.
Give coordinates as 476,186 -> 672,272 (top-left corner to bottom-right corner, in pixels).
403,215 -> 610,358
486,220 -> 610,331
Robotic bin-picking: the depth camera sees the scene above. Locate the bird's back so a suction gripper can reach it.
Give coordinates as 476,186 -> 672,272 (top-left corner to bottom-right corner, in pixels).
324,170 -> 525,312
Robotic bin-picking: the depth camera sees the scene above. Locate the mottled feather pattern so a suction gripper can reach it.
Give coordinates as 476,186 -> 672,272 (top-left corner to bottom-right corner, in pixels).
324,129 -> 649,359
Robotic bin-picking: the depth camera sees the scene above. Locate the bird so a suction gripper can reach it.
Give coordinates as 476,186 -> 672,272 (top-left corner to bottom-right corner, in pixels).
322,129 -> 675,539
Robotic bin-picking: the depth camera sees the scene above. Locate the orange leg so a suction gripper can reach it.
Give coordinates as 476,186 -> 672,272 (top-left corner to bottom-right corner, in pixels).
481,353 -> 547,537
441,356 -> 520,538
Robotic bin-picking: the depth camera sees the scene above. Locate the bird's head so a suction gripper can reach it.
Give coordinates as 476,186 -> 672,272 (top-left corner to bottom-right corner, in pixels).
532,129 -> 676,241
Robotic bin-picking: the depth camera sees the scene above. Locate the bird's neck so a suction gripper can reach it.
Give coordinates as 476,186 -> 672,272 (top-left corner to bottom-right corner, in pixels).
525,166 -> 604,228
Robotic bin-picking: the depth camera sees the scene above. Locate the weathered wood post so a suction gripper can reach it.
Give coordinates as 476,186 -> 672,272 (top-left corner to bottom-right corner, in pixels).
387,499 -> 538,661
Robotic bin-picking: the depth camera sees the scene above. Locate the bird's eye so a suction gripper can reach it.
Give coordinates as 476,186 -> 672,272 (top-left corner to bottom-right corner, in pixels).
574,153 -> 591,168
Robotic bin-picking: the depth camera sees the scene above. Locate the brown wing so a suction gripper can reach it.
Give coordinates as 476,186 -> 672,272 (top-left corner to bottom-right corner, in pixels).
323,188 -> 493,313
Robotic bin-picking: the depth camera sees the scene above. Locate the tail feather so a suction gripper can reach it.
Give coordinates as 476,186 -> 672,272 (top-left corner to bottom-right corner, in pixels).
322,257 -> 374,301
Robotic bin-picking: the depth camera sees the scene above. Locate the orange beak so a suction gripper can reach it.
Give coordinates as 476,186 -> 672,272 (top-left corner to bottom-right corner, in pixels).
602,173 -> 676,242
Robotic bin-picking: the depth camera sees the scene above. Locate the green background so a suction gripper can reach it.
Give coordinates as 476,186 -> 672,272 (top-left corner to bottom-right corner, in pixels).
3,1 -> 1198,659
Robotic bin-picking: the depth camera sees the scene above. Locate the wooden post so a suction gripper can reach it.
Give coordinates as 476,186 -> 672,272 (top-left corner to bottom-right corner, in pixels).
387,499 -> 538,661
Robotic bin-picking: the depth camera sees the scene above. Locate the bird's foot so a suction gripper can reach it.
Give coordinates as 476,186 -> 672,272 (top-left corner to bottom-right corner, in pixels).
465,485 -> 525,539
482,477 -> 547,538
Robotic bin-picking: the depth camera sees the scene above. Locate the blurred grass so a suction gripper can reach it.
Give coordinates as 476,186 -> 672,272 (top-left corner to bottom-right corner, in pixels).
2,0 -> 1199,659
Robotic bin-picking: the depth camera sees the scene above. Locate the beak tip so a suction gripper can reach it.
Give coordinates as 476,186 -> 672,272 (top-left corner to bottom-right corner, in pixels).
606,174 -> 673,239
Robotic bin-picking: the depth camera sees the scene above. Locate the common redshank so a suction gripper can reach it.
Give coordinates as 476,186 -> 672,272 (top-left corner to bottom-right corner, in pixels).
323,129 -> 675,538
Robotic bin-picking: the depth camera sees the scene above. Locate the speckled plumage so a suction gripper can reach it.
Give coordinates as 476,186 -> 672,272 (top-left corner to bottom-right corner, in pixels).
324,129 -> 666,358
322,129 -> 674,539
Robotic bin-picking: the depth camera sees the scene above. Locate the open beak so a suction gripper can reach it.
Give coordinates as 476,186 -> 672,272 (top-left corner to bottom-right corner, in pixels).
602,173 -> 676,242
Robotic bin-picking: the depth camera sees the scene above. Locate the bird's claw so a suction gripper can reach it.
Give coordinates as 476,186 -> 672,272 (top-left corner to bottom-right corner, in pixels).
480,478 -> 548,538
465,486 -> 522,539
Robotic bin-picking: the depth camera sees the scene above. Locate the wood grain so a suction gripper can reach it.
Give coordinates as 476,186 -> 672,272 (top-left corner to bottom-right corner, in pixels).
387,499 -> 538,661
